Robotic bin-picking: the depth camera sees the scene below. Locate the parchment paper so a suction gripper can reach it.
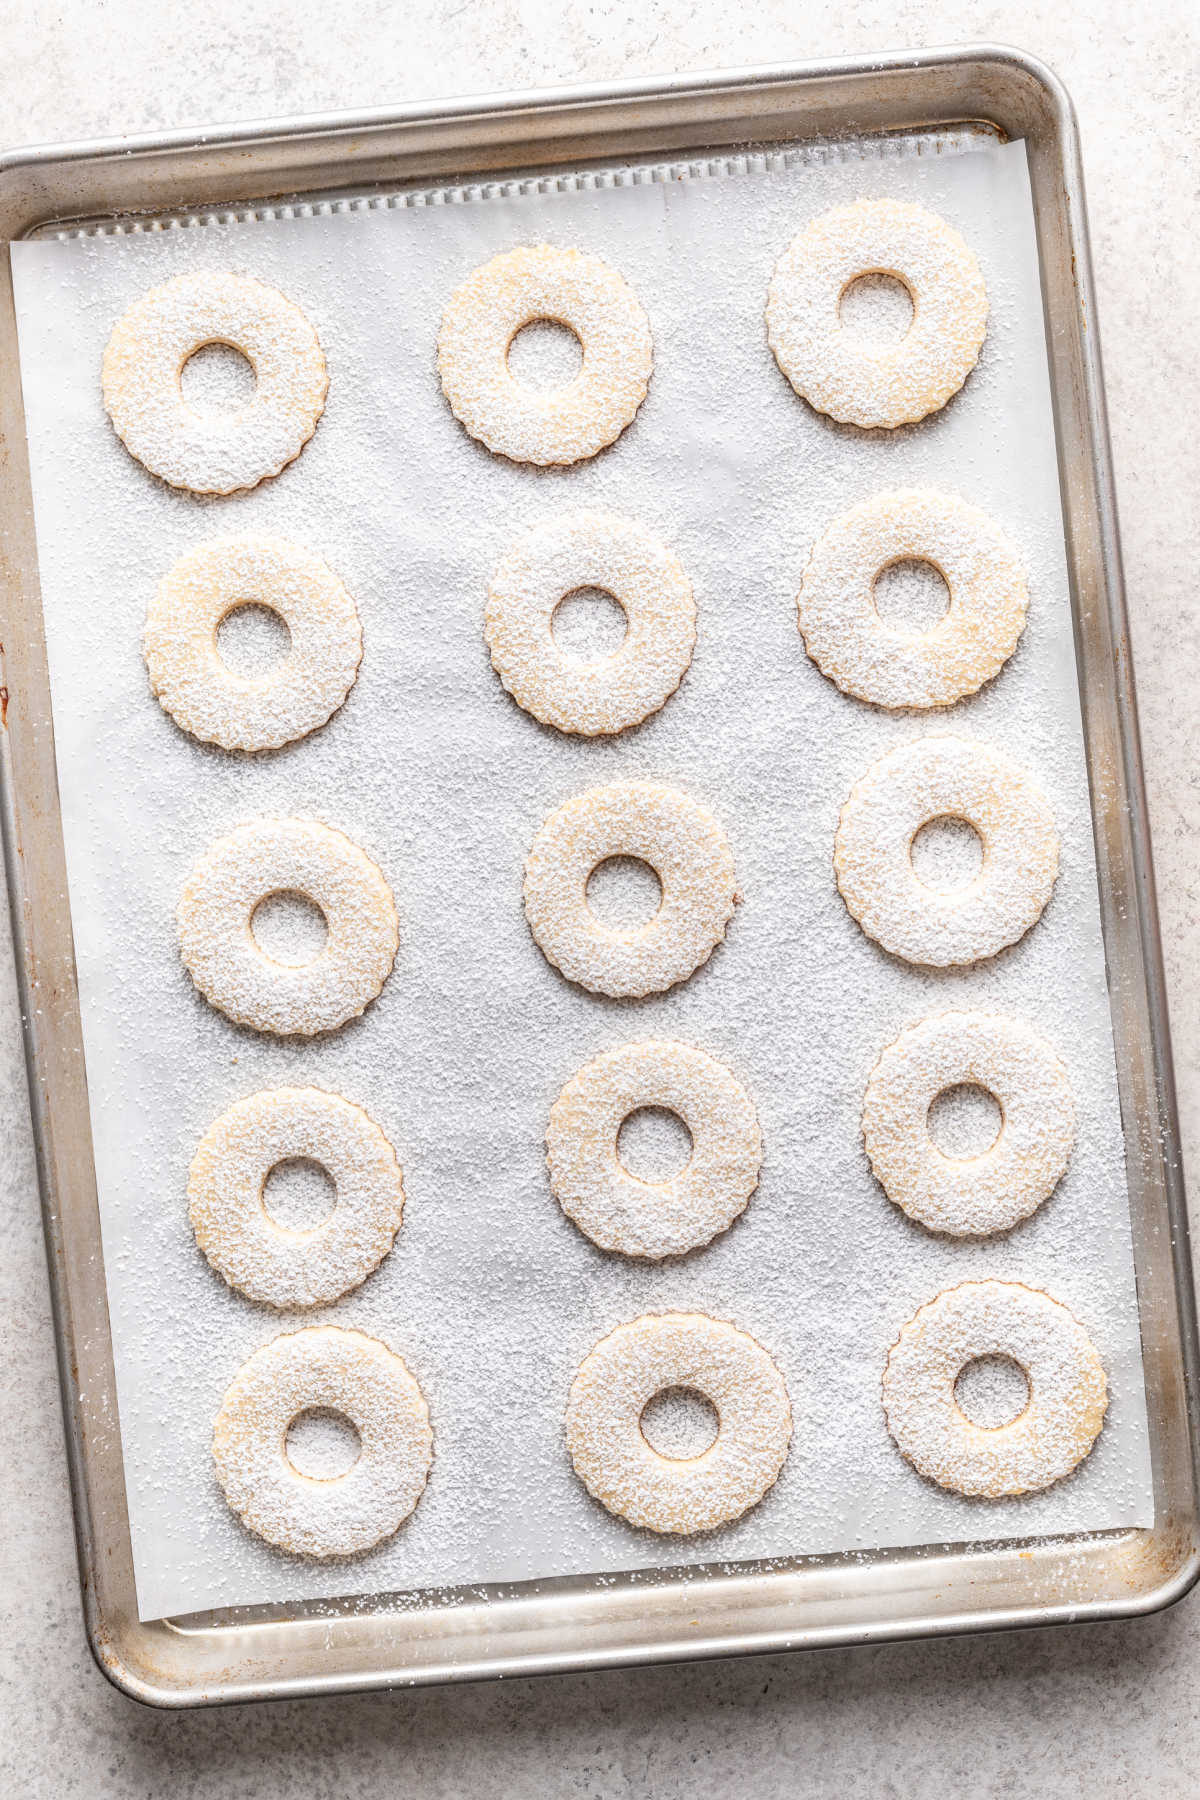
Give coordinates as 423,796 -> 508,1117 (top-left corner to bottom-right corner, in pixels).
10,130 -> 1154,1622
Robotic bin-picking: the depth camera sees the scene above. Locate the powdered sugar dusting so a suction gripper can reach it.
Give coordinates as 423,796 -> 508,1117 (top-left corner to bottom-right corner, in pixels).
437,245 -> 652,465
565,1312 -> 792,1534
861,1011 -> 1076,1236
524,780 -> 739,996
797,488 -> 1027,709
188,1086 -> 406,1308
212,1325 -> 432,1556
882,1281 -> 1108,1496
144,533 -> 362,751
177,817 -> 398,1035
546,1039 -> 761,1259
485,509 -> 695,735
101,269 -> 328,493
766,197 -> 988,428
8,131 -> 1152,1620
834,735 -> 1060,965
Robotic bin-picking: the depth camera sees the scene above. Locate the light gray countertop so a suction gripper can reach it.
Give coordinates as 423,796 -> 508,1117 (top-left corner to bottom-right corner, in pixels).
2,3 -> 1198,1794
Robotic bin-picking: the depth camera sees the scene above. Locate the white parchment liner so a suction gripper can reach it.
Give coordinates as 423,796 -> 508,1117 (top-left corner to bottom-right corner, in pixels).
10,132 -> 1153,1622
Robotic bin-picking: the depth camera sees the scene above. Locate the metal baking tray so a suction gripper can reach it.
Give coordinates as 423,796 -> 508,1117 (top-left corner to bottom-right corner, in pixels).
1,45 -> 1197,1707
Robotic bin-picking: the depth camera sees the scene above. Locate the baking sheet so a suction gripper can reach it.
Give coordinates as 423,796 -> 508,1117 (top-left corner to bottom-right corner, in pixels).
9,130 -> 1154,1623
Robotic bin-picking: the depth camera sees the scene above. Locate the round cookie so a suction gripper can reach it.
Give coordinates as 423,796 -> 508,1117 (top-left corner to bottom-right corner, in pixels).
547,1040 -> 762,1258
862,1012 -> 1075,1236
797,489 -> 1027,709
882,1280 -> 1108,1497
177,817 -> 398,1036
189,1087 -> 406,1307
766,198 -> 987,428
485,511 -> 695,735
565,1311 -> 792,1534
144,534 -> 362,751
523,780 -> 738,997
437,245 -> 652,464
212,1326 -> 433,1557
102,269 -> 327,493
833,735 -> 1059,966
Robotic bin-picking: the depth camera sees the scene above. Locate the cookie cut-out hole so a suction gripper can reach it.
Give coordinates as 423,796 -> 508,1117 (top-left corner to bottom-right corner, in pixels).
586,856 -> 663,931
838,272 -> 914,347
285,1407 -> 362,1480
506,318 -> 583,390
910,816 -> 984,893
262,1157 -> 337,1234
928,1083 -> 1003,1160
617,1106 -> 694,1183
640,1386 -> 720,1460
180,340 -> 257,414
216,602 -> 292,678
552,586 -> 628,665
954,1355 -> 1030,1429
872,558 -> 950,636
251,890 -> 329,965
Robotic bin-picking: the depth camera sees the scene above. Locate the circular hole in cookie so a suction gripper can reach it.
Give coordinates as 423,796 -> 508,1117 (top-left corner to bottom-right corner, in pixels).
262,1157 -> 337,1234
180,340 -> 257,414
927,1083 -> 1003,1159
838,272 -> 914,347
617,1105 -> 694,1183
250,890 -> 329,966
640,1386 -> 720,1460
216,602 -> 292,678
284,1407 -> 362,1481
586,856 -> 663,931
506,318 -> 584,391
954,1355 -> 1031,1430
909,816 -> 984,894
551,586 -> 628,665
872,558 -> 950,636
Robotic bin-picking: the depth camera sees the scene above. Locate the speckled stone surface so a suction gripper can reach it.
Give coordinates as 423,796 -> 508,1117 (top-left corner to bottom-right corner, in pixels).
2,3 -> 1199,1794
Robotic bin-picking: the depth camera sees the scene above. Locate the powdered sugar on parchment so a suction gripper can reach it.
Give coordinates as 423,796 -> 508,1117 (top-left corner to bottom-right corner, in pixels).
9,131 -> 1152,1621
